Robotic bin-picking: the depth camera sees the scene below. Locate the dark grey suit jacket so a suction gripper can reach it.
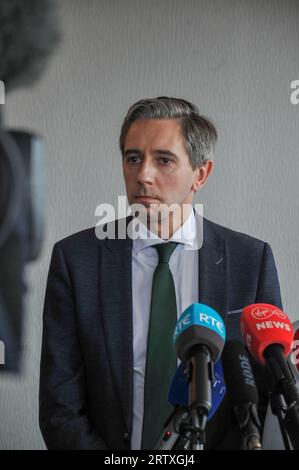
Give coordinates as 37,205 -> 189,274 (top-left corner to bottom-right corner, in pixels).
39,216 -> 282,450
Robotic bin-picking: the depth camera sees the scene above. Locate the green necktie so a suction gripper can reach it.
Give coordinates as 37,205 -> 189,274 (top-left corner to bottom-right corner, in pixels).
141,242 -> 178,450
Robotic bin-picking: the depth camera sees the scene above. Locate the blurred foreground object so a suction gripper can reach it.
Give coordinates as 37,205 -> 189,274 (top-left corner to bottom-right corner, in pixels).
0,0 -> 61,372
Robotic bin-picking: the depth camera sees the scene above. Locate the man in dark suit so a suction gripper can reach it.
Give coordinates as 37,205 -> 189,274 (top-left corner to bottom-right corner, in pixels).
39,97 -> 282,450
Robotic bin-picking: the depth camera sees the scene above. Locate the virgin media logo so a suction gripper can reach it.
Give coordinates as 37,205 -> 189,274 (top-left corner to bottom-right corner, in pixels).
251,307 -> 286,321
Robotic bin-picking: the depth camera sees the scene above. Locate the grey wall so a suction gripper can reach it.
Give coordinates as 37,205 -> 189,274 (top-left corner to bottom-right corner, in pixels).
1,0 -> 298,449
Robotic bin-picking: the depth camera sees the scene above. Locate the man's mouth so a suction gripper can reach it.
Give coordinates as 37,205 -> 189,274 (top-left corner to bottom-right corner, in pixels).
134,195 -> 160,202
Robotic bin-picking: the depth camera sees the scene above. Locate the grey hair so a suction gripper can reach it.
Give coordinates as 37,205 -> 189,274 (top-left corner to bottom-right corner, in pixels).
119,96 -> 217,169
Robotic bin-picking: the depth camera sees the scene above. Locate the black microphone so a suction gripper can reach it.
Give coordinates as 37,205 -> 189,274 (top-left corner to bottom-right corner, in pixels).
174,304 -> 226,414
173,303 -> 226,449
0,0 -> 60,371
222,340 -> 262,450
0,0 -> 61,93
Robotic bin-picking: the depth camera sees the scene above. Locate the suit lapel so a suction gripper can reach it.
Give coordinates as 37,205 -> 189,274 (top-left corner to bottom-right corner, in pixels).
196,215 -> 229,324
196,217 -> 231,448
98,218 -> 133,434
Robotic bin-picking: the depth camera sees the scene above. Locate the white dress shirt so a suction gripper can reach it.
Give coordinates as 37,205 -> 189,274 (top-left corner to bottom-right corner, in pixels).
131,209 -> 199,449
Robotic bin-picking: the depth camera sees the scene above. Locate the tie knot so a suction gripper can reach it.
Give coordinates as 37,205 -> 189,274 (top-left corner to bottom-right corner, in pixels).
154,242 -> 178,264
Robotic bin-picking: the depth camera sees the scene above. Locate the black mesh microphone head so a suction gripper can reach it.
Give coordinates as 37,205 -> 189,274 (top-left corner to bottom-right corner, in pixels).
222,339 -> 259,406
0,0 -> 61,92
175,324 -> 225,363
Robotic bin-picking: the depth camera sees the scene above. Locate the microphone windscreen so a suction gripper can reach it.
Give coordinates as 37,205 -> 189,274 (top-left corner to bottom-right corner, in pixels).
174,303 -> 226,362
0,0 -> 61,92
222,340 -> 259,406
241,303 -> 294,365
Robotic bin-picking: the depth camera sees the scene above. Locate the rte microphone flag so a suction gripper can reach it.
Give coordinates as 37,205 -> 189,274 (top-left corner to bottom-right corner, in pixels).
168,359 -> 226,420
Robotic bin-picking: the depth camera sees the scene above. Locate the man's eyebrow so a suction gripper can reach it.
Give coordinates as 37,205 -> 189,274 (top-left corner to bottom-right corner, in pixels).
124,149 -> 178,159
154,149 -> 178,159
124,148 -> 142,157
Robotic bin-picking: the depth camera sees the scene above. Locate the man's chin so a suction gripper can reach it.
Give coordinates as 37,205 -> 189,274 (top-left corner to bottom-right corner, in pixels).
130,200 -> 160,211
136,204 -> 161,222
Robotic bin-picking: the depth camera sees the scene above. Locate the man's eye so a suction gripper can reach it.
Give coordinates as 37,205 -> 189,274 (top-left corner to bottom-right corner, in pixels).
127,156 -> 140,164
160,157 -> 172,165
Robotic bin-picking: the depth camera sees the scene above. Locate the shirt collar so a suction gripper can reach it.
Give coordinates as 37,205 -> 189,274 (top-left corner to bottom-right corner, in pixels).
132,207 -> 197,254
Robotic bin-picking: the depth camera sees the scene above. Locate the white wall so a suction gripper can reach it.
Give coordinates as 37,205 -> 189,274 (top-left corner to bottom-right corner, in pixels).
1,0 -> 299,449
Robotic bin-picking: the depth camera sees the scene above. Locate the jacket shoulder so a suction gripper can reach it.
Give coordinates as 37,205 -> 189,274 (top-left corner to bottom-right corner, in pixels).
53,216 -> 131,253
203,217 -> 266,250
54,227 -> 98,251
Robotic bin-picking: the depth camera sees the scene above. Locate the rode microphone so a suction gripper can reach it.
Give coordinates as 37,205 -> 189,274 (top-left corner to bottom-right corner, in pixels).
222,340 -> 262,450
172,303 -> 226,449
241,303 -> 299,450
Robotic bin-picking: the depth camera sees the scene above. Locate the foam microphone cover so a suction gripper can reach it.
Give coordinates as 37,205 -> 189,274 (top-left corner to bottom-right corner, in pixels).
222,340 -> 259,406
174,303 -> 226,362
241,303 -> 294,366
0,0 -> 61,92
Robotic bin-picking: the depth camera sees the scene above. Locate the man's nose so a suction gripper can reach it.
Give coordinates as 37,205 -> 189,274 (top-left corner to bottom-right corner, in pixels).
136,159 -> 155,184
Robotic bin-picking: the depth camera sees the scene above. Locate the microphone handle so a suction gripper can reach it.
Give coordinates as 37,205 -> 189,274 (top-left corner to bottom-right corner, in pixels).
269,392 -> 292,450
188,344 -> 213,414
235,404 -> 262,450
264,344 -> 299,405
284,404 -> 299,450
264,344 -> 299,450
155,407 -> 191,450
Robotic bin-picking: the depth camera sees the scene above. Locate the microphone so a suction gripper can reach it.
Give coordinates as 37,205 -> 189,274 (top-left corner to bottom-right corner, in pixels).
240,303 -> 297,393
291,320 -> 299,377
222,340 -> 262,450
240,303 -> 294,366
241,303 -> 299,450
0,0 -> 61,93
156,359 -> 226,450
173,303 -> 226,449
0,0 -> 60,371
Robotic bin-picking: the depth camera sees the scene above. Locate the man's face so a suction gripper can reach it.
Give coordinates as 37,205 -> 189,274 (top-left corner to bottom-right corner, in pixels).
122,119 -> 199,223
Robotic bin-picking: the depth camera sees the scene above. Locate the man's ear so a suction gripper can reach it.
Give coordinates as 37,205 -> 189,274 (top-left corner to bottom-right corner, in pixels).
192,160 -> 214,192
